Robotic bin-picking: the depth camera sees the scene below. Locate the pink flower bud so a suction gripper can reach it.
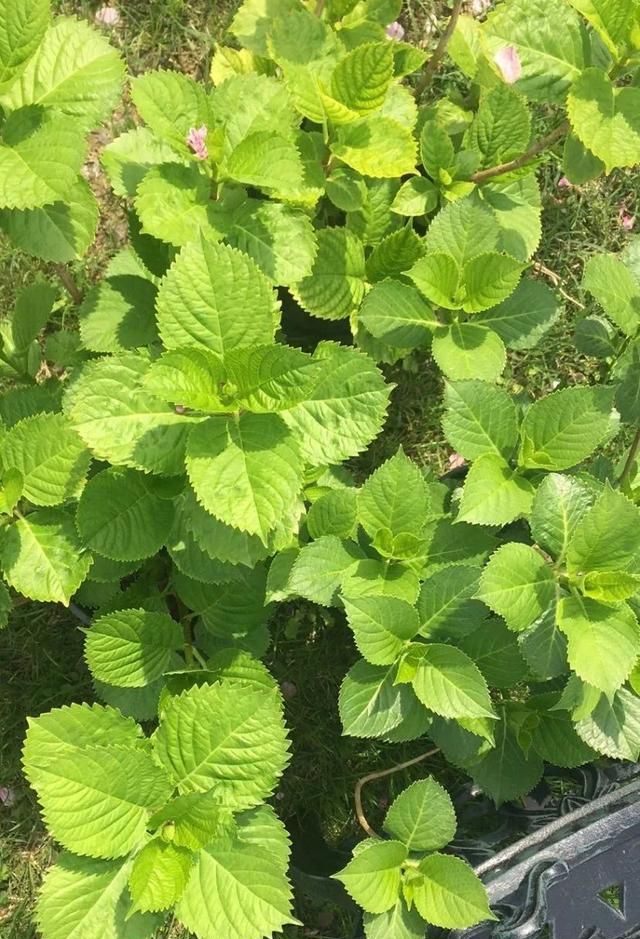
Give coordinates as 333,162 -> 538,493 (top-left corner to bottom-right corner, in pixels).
619,207 -> 636,231
493,45 -> 522,84
557,176 -> 572,190
385,21 -> 405,41
187,126 -> 209,161
95,5 -> 120,26
448,452 -> 466,470
0,787 -> 16,807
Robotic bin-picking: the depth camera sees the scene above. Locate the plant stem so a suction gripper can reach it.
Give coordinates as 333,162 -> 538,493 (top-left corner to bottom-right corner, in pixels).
56,264 -> 84,305
619,427 -> 640,491
470,121 -> 569,184
414,0 -> 464,100
192,646 -> 209,669
315,0 -> 326,16
354,747 -> 440,839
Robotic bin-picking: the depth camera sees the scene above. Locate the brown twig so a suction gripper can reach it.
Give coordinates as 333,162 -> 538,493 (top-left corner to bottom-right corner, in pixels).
470,121 -> 569,184
619,427 -> 640,491
532,262 -> 585,310
55,264 -> 84,305
315,0 -> 326,15
414,0 -> 464,100
354,747 -> 440,839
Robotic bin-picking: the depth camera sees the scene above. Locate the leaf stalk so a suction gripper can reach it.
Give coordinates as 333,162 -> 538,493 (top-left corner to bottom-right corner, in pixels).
414,0 -> 464,100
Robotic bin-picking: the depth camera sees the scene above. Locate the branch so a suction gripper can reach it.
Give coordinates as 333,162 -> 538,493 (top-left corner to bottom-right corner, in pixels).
532,262 -> 585,310
470,121 -> 569,184
354,748 -> 440,839
55,264 -> 84,305
414,0 -> 464,100
619,427 -> 640,491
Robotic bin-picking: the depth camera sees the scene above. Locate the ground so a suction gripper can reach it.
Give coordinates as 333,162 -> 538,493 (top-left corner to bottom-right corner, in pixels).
0,1 -> 639,937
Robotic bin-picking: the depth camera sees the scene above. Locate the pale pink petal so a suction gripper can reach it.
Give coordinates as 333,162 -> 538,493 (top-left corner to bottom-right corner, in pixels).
494,45 -> 522,84
95,5 -> 120,26
558,176 -> 572,190
448,452 -> 466,470
619,207 -> 636,231
187,126 -> 208,161
385,21 -> 405,41
0,787 -> 16,807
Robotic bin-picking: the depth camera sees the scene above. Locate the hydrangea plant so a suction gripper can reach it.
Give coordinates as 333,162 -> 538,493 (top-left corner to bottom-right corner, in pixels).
2,0 -> 640,936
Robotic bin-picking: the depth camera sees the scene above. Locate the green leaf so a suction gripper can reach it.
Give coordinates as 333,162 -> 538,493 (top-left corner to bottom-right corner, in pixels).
335,840 -> 406,914
457,454 -> 535,526
173,566 -> 269,639
326,168 -> 367,212
2,16 -> 124,125
466,85 -> 531,167
518,609 -> 568,679
77,468 -> 175,562
186,412 -> 303,543
568,68 -> 640,174
0,0 -> 49,93
63,353 -> 202,476
29,744 -> 172,858
230,0 -> 299,54
156,236 -> 278,356
79,275 -> 158,355
460,618 -> 528,689
582,252 -> 640,337
131,70 -> 211,154
531,703 -> 596,767
0,108 -> 85,210
568,0 -> 637,56
331,42 -> 394,113
36,853 -> 159,939
143,348 -> 227,413
390,176 -> 438,217
224,344 -> 317,412
363,900 -> 424,939
410,643 -> 495,719
181,487 -> 272,568
333,116 -> 417,177
566,485 -> 640,575
470,709 -> 544,804
411,853 -> 494,928
420,120 -> 455,180
11,280 -> 58,352
227,200 -> 317,286
530,472 -> 594,561
85,609 -> 183,689
432,323 -> 506,382
359,279 -> 436,349
153,681 -> 289,807
366,228 -> 424,284
287,536 -> 363,606
1,412 -> 89,507
575,688 -> 640,760
282,342 -> 390,463
478,175 -> 541,262
1,509 -> 91,604
0,580 -> 11,629
307,489 -> 358,539
358,449 -> 430,542
342,558 -> 420,604
148,789 -> 235,851
129,840 -> 194,913
347,176 -> 402,246
518,385 -> 616,471
562,131 -> 605,185
343,596 -> 419,665
558,596 -> 639,697
293,227 -> 365,321
417,566 -> 485,640
582,570 -> 640,602
463,253 -> 525,314
175,805 -> 296,939
483,0 -> 586,103
339,659 -> 419,738
422,518 -> 497,574
224,131 -> 305,200
134,164 -> 227,248
384,777 -> 456,852
442,380 -> 519,461
101,127 -> 181,198
0,176 -> 99,262
475,278 -> 558,350
478,543 -> 555,631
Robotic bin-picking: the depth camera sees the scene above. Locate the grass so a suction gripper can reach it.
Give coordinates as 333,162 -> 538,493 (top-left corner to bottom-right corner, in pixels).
1,1 -> 640,937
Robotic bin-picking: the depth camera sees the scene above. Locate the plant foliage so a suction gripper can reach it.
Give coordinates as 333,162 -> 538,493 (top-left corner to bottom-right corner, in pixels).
2,0 -> 640,935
